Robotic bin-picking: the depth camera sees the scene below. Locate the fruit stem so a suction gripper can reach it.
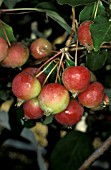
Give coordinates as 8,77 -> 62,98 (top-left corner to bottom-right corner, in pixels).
75,38 -> 78,66
36,50 -> 62,74
65,7 -> 77,47
0,20 -> 11,46
55,52 -> 65,83
93,0 -> 100,19
42,61 -> 59,86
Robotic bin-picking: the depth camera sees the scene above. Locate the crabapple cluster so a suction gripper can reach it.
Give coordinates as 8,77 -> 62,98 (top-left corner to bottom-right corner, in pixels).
11,63 -> 108,127
2,33 -> 108,126
0,37 -> 52,68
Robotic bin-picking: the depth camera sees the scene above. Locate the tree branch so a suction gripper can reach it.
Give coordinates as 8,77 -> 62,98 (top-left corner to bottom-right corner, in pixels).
79,135 -> 111,170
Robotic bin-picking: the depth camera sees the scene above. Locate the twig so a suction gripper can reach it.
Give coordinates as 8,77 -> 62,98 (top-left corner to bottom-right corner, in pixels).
79,135 -> 111,170
65,7 -> 76,47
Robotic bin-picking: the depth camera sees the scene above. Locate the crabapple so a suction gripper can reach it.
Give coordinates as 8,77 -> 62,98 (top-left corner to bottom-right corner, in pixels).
30,37 -> 52,60
78,82 -> 104,108
22,67 -> 47,86
1,42 -> 29,68
54,99 -> 84,126
12,72 -> 41,101
38,83 -> 70,116
62,66 -> 91,95
23,97 -> 44,119
0,37 -> 8,62
78,21 -> 93,49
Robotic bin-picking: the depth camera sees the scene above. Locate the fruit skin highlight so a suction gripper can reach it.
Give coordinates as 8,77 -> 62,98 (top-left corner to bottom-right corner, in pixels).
78,82 -> 104,108
2,42 -> 29,68
12,72 -> 41,101
0,37 -> 8,62
23,97 -> 44,119
54,99 -> 84,126
62,66 -> 91,94
78,21 -> 93,49
38,83 -> 70,116
30,38 -> 52,60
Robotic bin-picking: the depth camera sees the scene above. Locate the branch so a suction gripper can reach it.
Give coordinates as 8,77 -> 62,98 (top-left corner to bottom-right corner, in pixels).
79,135 -> 111,170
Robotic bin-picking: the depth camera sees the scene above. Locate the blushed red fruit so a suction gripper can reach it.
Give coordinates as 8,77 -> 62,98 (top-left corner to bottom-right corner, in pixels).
54,99 -> 84,126
62,66 -> 91,94
38,83 -> 70,116
12,72 -> 41,101
1,42 -> 29,68
30,38 -> 52,59
23,97 -> 44,119
78,82 -> 104,108
78,21 -> 93,48
0,37 -> 8,62
22,67 -> 47,86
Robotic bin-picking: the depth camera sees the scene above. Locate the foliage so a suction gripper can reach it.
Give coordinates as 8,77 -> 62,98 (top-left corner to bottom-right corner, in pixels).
0,0 -> 111,170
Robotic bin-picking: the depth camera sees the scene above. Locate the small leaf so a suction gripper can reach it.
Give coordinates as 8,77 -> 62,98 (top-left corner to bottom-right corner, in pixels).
35,7 -> 71,33
0,20 -> 16,42
43,115 -> 54,125
79,2 -> 106,23
90,16 -> 111,51
3,0 -> 22,9
57,0 -> 97,7
43,61 -> 57,83
86,49 -> 108,71
65,58 -> 75,68
45,10 -> 71,33
50,130 -> 94,170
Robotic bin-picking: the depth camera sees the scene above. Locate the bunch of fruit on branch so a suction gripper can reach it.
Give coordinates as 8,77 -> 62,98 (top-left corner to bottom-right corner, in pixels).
0,20 -> 110,128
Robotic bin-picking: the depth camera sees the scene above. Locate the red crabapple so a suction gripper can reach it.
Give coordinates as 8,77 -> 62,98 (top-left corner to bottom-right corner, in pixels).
1,42 -> 29,68
0,37 -> 8,62
12,72 -> 41,101
30,37 -> 52,60
54,99 -> 84,126
78,82 -> 104,108
38,83 -> 70,116
23,97 -> 44,119
62,66 -> 91,95
22,67 -> 47,86
78,21 -> 93,49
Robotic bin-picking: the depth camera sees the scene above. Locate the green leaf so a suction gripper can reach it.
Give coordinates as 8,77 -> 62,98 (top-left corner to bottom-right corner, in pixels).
79,2 -> 106,23
3,0 -> 22,9
57,0 -> 97,7
35,4 -> 71,33
0,20 -> 16,42
43,115 -> 54,125
90,16 -> 111,51
43,61 -> 57,83
65,58 -> 75,68
50,130 -> 94,170
45,10 -> 71,33
86,49 -> 108,71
